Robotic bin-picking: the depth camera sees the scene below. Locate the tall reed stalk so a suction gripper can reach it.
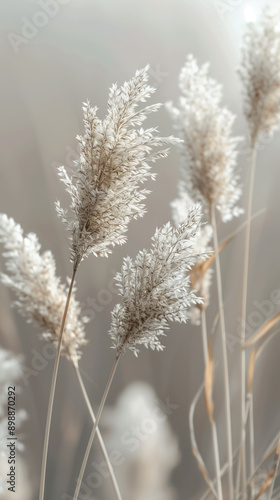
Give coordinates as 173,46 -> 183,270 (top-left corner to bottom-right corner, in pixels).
74,364 -> 122,500
239,143 -> 257,496
201,309 -> 223,500
39,265 -> 77,500
73,354 -> 121,500
211,204 -> 233,499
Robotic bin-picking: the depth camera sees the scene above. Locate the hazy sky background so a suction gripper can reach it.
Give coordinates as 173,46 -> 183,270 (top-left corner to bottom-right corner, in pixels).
1,1 -> 280,499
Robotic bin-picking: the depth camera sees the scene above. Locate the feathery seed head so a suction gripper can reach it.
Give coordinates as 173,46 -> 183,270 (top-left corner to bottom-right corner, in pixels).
56,66 -> 180,265
238,5 -> 280,144
108,203 -> 206,356
166,55 -> 243,222
0,214 -> 87,365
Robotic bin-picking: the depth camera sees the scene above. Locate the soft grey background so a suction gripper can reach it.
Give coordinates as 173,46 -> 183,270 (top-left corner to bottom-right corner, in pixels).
1,0 -> 280,498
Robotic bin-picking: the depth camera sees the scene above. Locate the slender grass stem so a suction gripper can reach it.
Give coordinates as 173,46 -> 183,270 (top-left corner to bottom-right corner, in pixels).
74,364 -> 122,500
201,308 -> 208,365
248,393 -> 255,496
235,398 -> 251,499
240,144 -> 257,494
201,309 -> 223,500
39,265 -> 77,500
211,204 -> 233,500
73,353 -> 121,500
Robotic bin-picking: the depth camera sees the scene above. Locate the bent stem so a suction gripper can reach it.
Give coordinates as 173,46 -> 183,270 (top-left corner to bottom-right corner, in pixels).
240,144 -> 257,494
211,204 -> 234,500
74,364 -> 122,500
39,265 -> 77,500
73,353 -> 121,500
201,309 -> 223,500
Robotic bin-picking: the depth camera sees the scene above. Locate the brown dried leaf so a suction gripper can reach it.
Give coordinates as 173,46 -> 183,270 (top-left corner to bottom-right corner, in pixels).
189,384 -> 217,498
245,311 -> 280,347
205,338 -> 214,424
254,470 -> 274,499
255,437 -> 280,499
259,432 -> 280,471
276,438 -> 280,459
210,311 -> 220,338
191,209 -> 266,288
247,325 -> 280,393
190,228 -> 242,289
192,448 -> 213,488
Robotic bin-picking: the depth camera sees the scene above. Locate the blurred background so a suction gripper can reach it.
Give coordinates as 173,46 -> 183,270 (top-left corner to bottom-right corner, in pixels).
1,0 -> 280,498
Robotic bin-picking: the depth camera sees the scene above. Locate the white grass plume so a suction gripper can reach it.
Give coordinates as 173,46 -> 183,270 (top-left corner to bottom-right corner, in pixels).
238,5 -> 280,144
0,214 -> 87,365
166,55 -> 243,222
56,66 -> 181,265
108,203 -> 205,356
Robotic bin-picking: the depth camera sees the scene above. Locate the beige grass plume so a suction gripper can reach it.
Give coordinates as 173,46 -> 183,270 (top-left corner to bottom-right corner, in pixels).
108,203 -> 205,356
0,214 -> 87,365
56,66 -> 181,267
166,55 -> 243,223
238,5 -> 280,145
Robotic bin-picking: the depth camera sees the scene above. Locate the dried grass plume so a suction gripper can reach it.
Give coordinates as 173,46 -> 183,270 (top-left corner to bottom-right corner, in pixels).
0,214 -> 87,365
238,5 -> 280,144
56,66 -> 180,266
108,204 -> 205,356
166,55 -> 243,222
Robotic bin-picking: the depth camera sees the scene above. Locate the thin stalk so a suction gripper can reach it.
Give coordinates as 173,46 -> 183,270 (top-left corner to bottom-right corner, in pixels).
235,447 -> 241,498
73,353 -> 121,500
39,265 -> 77,500
235,398 -> 250,499
201,444 -> 242,500
201,308 -> 209,365
248,393 -> 255,496
211,204 -> 234,500
201,309 -> 223,500
240,144 -> 257,494
74,364 -> 122,500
